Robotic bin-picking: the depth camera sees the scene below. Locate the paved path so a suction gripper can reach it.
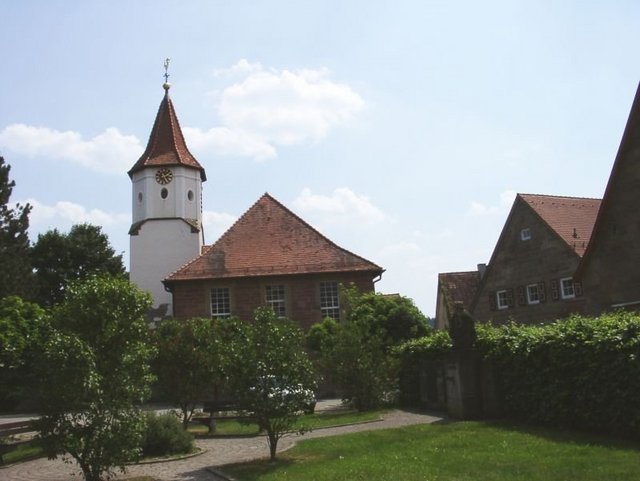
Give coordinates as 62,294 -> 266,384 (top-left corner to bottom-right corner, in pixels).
0,406 -> 443,481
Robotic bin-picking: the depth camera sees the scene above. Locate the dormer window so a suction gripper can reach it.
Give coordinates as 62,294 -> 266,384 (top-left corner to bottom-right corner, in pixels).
520,228 -> 531,241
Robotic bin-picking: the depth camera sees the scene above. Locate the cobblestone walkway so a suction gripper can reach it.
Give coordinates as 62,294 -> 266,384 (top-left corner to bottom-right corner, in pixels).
0,408 -> 443,481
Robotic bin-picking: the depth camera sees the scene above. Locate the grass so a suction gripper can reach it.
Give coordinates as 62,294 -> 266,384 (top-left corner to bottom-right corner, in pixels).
221,420 -> 640,481
189,409 -> 382,436
1,440 -> 44,464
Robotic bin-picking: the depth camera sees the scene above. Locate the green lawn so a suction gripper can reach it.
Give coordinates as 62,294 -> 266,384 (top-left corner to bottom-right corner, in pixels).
0,441 -> 44,465
222,420 -> 640,481
189,409 -> 382,436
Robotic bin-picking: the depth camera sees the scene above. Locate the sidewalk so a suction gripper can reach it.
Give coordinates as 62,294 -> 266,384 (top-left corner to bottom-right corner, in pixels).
1,404 -> 443,481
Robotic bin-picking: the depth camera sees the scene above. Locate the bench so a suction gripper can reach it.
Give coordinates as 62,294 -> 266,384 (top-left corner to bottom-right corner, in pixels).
0,420 -> 36,465
196,401 -> 254,434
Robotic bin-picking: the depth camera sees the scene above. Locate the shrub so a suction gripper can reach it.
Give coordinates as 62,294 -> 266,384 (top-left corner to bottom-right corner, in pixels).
476,312 -> 640,438
395,330 -> 452,406
141,412 -> 194,458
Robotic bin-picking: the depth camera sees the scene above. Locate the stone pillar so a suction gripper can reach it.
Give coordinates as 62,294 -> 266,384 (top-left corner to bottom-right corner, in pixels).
444,348 -> 482,419
445,302 -> 482,419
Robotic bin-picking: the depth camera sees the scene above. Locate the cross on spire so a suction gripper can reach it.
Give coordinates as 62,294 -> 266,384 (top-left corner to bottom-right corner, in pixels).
163,58 -> 171,91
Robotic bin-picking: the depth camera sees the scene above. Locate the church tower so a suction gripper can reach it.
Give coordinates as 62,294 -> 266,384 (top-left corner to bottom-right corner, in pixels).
128,76 -> 206,318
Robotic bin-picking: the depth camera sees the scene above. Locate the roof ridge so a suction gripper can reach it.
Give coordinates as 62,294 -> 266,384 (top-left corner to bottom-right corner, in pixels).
519,193 -> 602,201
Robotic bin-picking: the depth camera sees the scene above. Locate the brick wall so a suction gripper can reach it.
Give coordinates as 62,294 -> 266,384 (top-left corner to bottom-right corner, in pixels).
171,272 -> 377,329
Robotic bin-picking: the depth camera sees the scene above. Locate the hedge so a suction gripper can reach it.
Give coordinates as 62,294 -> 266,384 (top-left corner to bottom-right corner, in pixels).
476,312 -> 640,438
395,331 -> 452,406
396,312 -> 640,439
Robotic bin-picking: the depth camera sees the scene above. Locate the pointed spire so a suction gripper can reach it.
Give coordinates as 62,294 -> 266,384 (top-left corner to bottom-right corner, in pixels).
128,66 -> 206,180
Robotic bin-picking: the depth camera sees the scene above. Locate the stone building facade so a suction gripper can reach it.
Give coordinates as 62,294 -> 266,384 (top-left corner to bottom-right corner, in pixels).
576,83 -> 640,314
469,194 -> 600,324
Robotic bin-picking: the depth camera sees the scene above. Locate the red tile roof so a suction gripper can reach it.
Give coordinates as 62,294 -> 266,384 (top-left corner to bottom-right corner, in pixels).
128,88 -> 206,180
438,271 -> 479,310
520,194 -> 601,256
165,193 -> 384,282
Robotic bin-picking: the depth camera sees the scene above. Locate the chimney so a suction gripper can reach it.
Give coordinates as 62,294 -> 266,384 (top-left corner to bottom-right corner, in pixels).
477,263 -> 487,279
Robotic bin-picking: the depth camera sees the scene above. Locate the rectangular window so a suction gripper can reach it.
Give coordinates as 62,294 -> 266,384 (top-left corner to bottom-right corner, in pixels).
266,285 -> 286,318
527,284 -> 540,305
320,281 -> 340,321
210,287 -> 231,318
496,290 -> 509,310
560,277 -> 575,299
520,228 -> 532,241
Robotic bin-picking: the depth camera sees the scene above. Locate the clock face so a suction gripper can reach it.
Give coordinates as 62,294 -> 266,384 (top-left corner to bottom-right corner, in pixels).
155,168 -> 173,185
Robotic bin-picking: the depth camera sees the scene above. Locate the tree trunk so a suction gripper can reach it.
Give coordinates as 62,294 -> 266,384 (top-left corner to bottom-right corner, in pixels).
268,432 -> 278,461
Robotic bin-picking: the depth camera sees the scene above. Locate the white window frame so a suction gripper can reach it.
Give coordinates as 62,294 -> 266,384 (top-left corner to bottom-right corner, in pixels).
496,290 -> 509,310
320,281 -> 340,321
520,228 -> 531,241
526,284 -> 540,305
210,287 -> 231,318
266,284 -> 286,318
560,277 -> 575,299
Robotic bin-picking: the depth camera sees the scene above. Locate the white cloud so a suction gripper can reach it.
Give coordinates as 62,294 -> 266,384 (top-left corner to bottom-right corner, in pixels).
0,124 -> 143,175
292,187 -> 386,226
0,60 -> 364,169
183,126 -> 276,161
213,59 -> 263,79
202,210 -> 237,242
198,60 -> 366,160
23,198 -> 128,237
468,189 -> 517,216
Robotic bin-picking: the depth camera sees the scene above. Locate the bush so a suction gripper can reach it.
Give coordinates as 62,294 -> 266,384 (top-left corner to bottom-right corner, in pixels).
476,312 -> 640,438
141,412 -> 194,458
395,331 -> 452,406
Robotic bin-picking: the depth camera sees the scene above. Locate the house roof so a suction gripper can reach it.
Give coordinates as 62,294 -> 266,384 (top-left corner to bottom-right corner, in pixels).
576,82 -> 640,278
164,193 -> 384,282
438,271 -> 480,311
469,193 -> 601,313
519,194 -> 601,256
128,85 -> 206,180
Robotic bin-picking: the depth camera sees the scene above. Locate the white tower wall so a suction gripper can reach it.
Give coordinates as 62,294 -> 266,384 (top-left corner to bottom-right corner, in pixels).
129,165 -> 203,317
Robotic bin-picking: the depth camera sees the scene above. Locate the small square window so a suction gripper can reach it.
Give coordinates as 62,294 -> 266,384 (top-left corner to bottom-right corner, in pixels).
560,278 -> 575,299
520,228 -> 531,241
496,290 -> 509,310
527,284 -> 540,305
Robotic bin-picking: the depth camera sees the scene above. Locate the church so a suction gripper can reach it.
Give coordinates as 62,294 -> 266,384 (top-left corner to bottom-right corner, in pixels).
128,80 -> 384,328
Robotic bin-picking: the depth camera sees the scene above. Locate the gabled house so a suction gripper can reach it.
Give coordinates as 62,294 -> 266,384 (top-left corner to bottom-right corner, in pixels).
435,270 -> 481,330
576,83 -> 640,314
163,193 -> 384,329
469,194 -> 601,324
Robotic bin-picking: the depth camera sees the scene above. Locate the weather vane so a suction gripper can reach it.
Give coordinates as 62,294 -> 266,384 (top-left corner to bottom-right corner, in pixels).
163,58 -> 171,90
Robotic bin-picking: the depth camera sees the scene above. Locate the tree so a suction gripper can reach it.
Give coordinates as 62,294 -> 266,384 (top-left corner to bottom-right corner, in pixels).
154,317 -> 239,428
31,223 -> 126,306
229,308 -> 317,460
328,318 -> 399,411
32,276 -> 155,481
343,288 -> 431,345
0,156 -> 32,298
0,296 -> 47,410
311,288 -> 429,411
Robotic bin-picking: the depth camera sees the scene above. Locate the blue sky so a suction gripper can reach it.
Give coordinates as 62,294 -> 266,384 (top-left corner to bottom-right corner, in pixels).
1,1 -> 639,316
